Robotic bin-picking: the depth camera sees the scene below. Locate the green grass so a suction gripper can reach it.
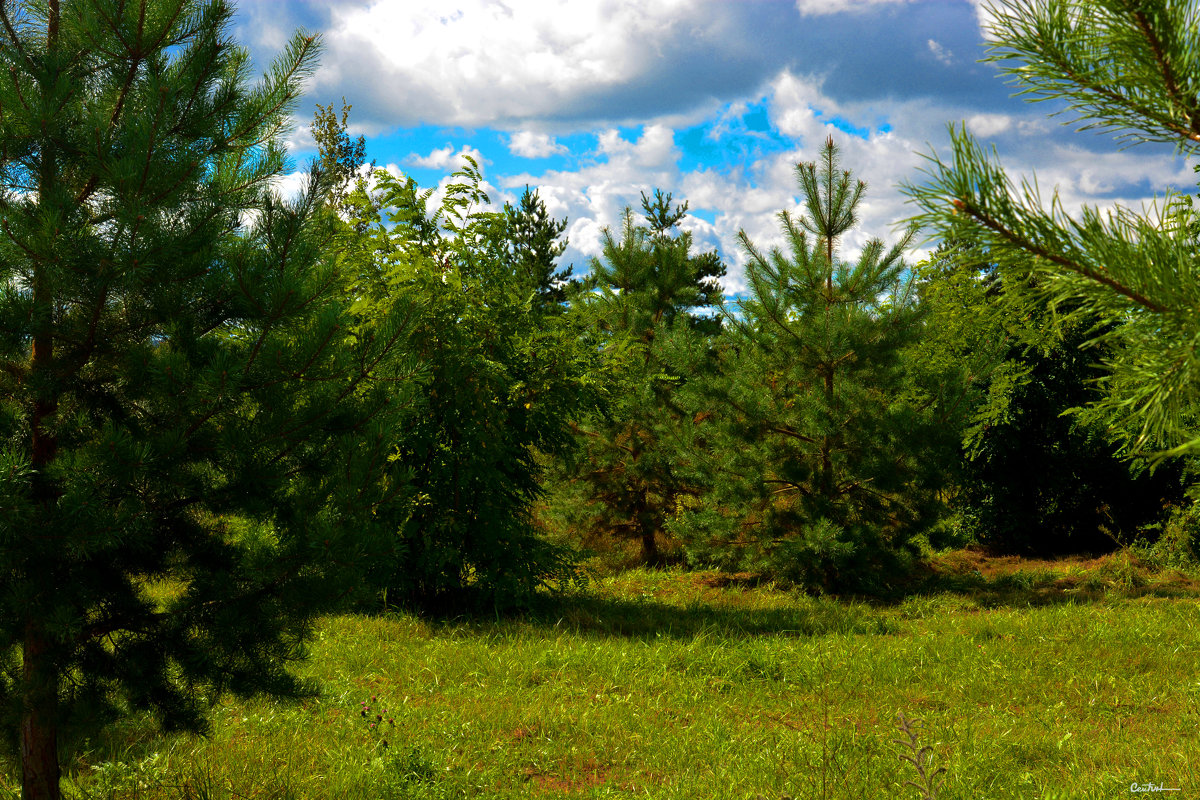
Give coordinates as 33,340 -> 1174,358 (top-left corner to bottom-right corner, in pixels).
4,552 -> 1199,799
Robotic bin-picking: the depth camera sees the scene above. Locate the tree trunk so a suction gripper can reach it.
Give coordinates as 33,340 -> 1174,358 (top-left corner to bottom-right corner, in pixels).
23,5 -> 64,798
822,214 -> 836,500
641,526 -> 660,567
20,624 -> 61,800
634,492 -> 661,567
820,369 -> 834,499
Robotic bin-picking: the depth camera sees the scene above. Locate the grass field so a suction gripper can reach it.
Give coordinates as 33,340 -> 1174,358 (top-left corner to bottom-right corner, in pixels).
3,549 -> 1198,799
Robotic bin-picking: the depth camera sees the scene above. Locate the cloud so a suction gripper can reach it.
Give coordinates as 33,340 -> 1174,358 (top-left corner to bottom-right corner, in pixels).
927,38 -> 954,66
270,169 -> 310,202
310,0 -> 711,129
1017,143 -> 1194,207
406,145 -> 458,169
406,144 -> 485,170
292,0 -> 1007,138
507,132 -> 569,159
968,0 -> 1004,40
596,125 -> 680,169
966,113 -> 1012,137
795,0 -> 912,14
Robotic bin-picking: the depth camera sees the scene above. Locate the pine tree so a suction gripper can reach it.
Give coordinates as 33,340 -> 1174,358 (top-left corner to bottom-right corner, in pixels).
903,0 -> 1200,460
567,191 -> 725,565
0,3 -> 396,796
680,138 -> 958,590
914,243 -> 1187,554
501,186 -> 578,310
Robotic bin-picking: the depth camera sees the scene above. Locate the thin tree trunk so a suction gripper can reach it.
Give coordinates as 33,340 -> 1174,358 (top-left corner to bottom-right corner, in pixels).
641,526 -> 660,567
821,369 -> 834,499
634,491 -> 661,567
23,4 -> 64,798
20,624 -> 60,800
31,0 -> 60,468
822,184 -> 836,501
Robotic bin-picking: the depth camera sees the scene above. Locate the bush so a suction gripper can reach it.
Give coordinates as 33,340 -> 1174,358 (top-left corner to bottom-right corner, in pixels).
1130,501 -> 1200,570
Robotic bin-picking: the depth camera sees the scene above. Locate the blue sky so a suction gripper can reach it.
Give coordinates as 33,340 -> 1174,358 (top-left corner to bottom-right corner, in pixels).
234,0 -> 1195,294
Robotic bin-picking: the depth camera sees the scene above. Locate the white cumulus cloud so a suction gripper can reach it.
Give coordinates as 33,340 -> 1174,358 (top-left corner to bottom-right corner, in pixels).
312,0 -> 704,128
596,125 -> 680,169
966,113 -> 1012,138
406,145 -> 457,169
507,131 -> 569,158
406,144 -> 485,170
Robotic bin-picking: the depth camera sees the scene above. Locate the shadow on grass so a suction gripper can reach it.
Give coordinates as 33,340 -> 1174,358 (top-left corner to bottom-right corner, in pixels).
524,554 -> 1197,638
369,550 -> 1200,641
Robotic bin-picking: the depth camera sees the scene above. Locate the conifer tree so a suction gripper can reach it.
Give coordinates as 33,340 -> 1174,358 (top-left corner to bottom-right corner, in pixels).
568,191 -> 724,565
500,186 -> 578,310
0,3 -> 400,796
679,138 -> 959,590
914,243 -> 1187,554
904,0 -> 1200,459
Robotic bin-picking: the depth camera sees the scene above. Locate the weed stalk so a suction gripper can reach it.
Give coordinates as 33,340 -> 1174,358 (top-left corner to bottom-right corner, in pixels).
893,713 -> 946,800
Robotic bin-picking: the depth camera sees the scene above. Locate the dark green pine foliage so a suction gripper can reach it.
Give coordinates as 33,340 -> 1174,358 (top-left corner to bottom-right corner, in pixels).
570,190 -> 725,565
680,137 -> 957,591
0,3 -> 405,798
917,244 -> 1187,555
497,186 -> 580,311
967,319 -> 1188,554
332,156 -> 606,610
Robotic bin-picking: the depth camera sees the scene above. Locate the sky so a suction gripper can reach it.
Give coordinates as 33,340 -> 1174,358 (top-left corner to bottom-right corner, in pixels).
233,0 -> 1196,296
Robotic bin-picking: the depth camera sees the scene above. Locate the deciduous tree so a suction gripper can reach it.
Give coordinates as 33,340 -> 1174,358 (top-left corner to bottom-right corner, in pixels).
323,149 -> 607,608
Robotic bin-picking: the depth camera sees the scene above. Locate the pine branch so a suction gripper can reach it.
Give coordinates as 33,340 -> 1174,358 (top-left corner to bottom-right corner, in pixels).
950,193 -> 1168,314
0,1 -> 31,70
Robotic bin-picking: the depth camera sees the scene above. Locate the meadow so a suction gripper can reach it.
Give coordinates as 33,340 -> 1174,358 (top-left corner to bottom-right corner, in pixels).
3,550 -> 1197,800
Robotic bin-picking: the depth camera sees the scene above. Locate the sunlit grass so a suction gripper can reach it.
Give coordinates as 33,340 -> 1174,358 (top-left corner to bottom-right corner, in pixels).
1,551 -> 1196,799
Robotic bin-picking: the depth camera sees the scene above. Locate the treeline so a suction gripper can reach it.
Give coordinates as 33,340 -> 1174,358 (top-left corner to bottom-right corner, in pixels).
311,120 -> 1190,602
2,1 -> 1199,798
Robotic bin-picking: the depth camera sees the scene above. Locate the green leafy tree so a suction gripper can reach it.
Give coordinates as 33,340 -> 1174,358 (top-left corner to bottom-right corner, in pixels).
0,2 -> 408,798
565,191 -> 725,565
325,151 -> 606,609
679,138 -> 960,591
904,0 -> 1200,460
311,96 -> 371,221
